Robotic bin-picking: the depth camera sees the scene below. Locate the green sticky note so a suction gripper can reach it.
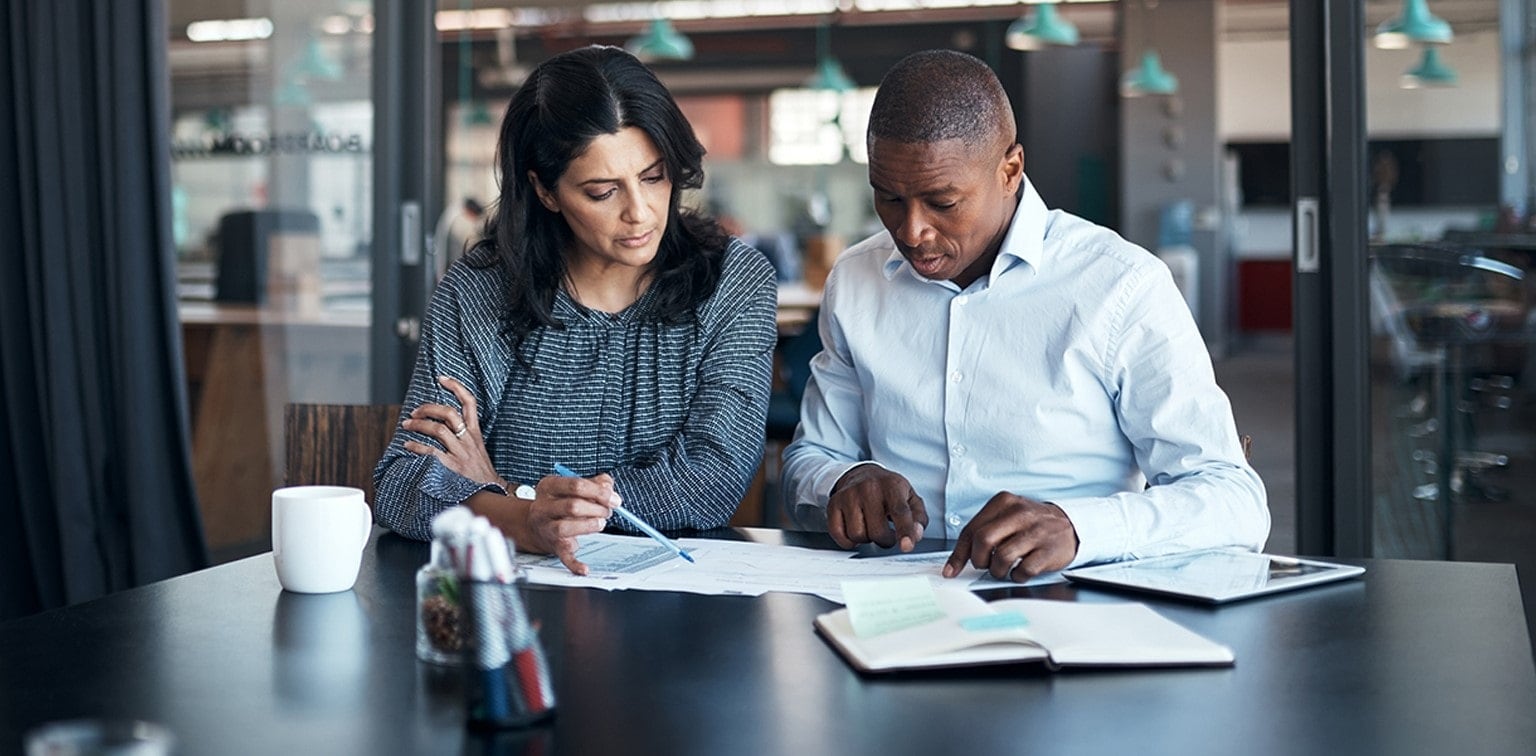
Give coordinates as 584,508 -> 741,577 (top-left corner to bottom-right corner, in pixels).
959,611 -> 1029,632
842,576 -> 946,637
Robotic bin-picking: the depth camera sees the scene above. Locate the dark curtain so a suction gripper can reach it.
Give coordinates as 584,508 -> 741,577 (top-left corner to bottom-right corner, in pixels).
0,0 -> 208,621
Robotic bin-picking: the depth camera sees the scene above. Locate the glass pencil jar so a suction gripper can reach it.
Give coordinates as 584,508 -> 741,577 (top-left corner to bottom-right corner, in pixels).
461,579 -> 556,729
416,563 -> 464,666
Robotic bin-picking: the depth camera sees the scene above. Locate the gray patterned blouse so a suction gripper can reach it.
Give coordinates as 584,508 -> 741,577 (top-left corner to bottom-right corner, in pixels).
373,239 -> 777,541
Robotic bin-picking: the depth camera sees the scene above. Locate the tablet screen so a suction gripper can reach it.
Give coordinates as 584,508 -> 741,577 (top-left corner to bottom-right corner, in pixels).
1063,550 -> 1363,603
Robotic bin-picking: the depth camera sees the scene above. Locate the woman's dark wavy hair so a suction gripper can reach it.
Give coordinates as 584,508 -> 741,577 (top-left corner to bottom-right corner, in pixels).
469,45 -> 729,351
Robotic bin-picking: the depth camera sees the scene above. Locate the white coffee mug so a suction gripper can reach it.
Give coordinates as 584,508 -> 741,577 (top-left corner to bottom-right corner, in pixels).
272,486 -> 374,593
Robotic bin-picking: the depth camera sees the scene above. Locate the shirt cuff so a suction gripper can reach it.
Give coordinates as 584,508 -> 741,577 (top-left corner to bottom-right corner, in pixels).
1050,495 -> 1126,568
417,457 -> 507,504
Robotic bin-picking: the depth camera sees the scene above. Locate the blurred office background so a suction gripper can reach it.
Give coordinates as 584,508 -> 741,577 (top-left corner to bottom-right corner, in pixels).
4,0 -> 1533,648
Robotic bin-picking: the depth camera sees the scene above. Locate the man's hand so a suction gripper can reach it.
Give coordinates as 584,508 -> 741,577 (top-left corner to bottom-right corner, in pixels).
827,466 -> 929,551
942,493 -> 1079,582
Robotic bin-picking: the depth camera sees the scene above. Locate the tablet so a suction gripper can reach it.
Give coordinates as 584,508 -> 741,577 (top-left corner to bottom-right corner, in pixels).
1062,549 -> 1364,604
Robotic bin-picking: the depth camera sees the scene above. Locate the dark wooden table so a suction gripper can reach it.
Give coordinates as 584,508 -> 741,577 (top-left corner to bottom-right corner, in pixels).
3,528 -> 1534,755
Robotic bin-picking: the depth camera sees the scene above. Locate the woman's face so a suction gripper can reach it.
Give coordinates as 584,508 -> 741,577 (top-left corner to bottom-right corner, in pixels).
532,126 -> 672,274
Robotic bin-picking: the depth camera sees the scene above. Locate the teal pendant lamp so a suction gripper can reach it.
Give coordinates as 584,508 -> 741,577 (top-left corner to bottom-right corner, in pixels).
1374,0 -> 1453,50
294,35 -> 344,81
276,33 -> 343,107
625,19 -> 694,62
1121,49 -> 1178,97
275,75 -> 311,107
806,24 -> 855,92
453,1 -> 493,126
806,57 -> 856,92
464,100 -> 495,126
1121,0 -> 1177,98
1006,3 -> 1080,51
1400,46 -> 1458,88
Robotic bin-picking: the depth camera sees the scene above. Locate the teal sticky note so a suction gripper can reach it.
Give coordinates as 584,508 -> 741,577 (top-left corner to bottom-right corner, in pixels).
842,577 -> 946,637
959,611 -> 1030,632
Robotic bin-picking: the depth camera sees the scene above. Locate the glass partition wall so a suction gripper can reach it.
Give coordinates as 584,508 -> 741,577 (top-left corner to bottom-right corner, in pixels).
1295,0 -> 1534,645
169,1 -> 381,561
1361,1 -> 1535,570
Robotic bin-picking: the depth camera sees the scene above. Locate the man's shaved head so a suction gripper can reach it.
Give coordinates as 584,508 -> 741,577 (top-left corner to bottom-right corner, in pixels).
866,50 -> 1016,150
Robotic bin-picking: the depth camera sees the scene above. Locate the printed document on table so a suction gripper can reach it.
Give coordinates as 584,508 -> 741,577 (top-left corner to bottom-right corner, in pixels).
514,533 -> 1062,603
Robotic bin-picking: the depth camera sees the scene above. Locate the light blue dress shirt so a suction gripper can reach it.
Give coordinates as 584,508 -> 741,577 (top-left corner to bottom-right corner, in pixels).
782,179 -> 1268,567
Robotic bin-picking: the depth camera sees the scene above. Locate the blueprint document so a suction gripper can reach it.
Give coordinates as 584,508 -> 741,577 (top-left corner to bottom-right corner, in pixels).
513,534 -> 1063,603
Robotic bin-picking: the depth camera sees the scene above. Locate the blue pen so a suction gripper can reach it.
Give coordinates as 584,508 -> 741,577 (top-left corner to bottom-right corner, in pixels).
552,463 -> 696,564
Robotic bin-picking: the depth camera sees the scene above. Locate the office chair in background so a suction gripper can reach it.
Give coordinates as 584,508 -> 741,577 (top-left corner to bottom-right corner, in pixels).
766,309 -> 822,442
1369,243 -> 1528,510
764,310 -> 822,527
215,209 -> 323,305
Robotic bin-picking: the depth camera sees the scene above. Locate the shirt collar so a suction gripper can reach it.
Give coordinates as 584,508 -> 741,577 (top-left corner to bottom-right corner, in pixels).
882,176 -> 1049,289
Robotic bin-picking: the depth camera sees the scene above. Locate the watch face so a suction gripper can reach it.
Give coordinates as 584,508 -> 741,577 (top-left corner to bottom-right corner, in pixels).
515,484 -> 537,500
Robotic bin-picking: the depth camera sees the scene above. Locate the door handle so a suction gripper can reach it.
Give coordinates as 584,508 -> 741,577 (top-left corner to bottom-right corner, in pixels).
1295,197 -> 1319,273
398,201 -> 424,344
395,317 -> 420,343
399,201 -> 421,265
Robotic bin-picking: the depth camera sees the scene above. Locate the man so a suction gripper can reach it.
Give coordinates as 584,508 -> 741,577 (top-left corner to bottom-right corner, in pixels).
781,50 -> 1268,583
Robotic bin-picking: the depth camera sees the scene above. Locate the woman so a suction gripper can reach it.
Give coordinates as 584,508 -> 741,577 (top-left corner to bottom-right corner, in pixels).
373,46 -> 777,574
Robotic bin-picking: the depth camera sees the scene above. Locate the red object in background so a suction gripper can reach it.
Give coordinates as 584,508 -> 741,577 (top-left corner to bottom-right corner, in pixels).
674,95 -> 746,160
1238,259 -> 1293,332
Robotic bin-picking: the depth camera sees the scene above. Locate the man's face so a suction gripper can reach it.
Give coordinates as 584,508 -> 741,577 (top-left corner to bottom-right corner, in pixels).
867,137 -> 1024,289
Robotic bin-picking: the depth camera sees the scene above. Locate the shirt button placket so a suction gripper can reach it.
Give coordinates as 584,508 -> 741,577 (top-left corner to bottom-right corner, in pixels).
944,293 -> 969,541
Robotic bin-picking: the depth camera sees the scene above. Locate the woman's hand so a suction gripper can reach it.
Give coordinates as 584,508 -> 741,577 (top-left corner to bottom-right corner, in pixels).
403,375 -> 617,575
402,376 -> 501,485
520,473 -> 621,575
